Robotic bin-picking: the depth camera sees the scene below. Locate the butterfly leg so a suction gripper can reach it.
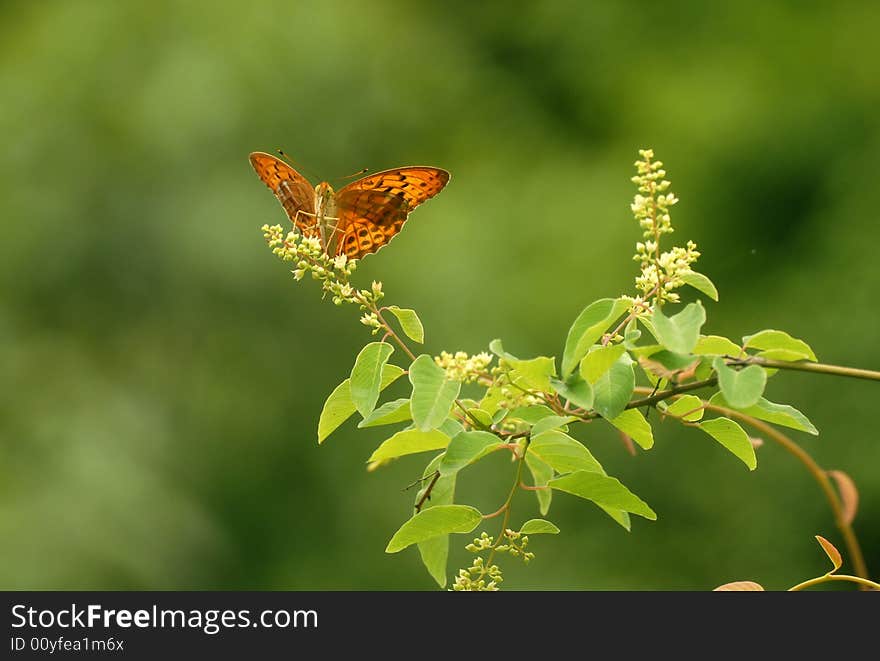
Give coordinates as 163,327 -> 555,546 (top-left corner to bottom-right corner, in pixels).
293,209 -> 327,249
324,216 -> 345,237
292,209 -> 317,231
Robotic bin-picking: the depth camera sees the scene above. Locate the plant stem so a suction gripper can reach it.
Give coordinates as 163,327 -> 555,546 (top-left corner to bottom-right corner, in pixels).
788,574 -> 880,591
414,470 -> 441,513
484,455 -> 527,571
703,402 -> 870,583
371,301 -> 491,432
576,377 -> 718,422
602,287 -> 658,346
735,356 -> 880,382
374,306 -> 417,361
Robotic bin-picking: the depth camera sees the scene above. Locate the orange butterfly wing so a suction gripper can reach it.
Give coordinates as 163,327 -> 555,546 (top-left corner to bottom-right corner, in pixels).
249,152 -> 318,236
333,167 -> 450,259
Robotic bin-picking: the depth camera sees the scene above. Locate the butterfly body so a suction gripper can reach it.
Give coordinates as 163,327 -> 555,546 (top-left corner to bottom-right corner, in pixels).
250,152 -> 449,260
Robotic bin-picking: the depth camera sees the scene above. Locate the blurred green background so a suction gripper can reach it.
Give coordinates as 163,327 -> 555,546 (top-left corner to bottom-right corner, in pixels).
1,1 -> 877,590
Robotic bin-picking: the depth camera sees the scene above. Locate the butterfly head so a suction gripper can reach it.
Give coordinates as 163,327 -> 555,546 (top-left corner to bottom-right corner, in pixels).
316,181 -> 335,205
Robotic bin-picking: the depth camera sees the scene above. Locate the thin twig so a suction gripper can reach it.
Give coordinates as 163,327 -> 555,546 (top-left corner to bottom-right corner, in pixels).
706,402 -> 871,583
731,356 -> 880,382
414,470 -> 441,513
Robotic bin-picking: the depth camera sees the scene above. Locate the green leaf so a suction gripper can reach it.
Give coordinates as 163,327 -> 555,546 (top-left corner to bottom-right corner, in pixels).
694,335 -> 743,357
527,435 -> 630,530
652,302 -> 706,354
509,356 -> 556,392
529,431 -> 603,474
592,353 -> 635,419
645,350 -> 698,372
368,429 -> 450,463
507,405 -> 556,424
524,453 -> 553,516
599,507 -> 632,531
550,471 -> 657,520
550,376 -> 594,410
358,398 -> 412,428
530,415 -> 575,437
478,385 -> 506,416
694,356 -> 715,381
580,343 -> 627,384
743,329 -> 817,361
488,338 -> 516,360
713,357 -> 767,409
637,316 -> 659,342
698,417 -> 757,470
561,298 -> 630,377
465,408 -> 494,429
623,318 -> 641,349
440,418 -> 464,438
416,454 -> 457,587
385,306 -> 425,344
350,342 -> 395,417
755,348 -> 814,362
439,431 -> 501,476
409,354 -> 462,431
318,365 -> 404,443
709,393 -> 817,435
664,395 -> 705,422
606,409 -> 654,449
680,270 -> 719,301
520,519 -> 560,535
386,505 -> 482,553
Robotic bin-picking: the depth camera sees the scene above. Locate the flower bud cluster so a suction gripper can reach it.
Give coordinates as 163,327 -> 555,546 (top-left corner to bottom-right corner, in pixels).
634,241 -> 701,303
629,150 -> 700,305
452,555 -> 503,591
489,361 -> 543,409
495,528 -> 535,564
435,351 -> 493,383
262,225 -> 388,332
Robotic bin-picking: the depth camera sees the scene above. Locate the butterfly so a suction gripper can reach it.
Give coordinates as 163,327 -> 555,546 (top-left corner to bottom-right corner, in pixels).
249,152 -> 450,260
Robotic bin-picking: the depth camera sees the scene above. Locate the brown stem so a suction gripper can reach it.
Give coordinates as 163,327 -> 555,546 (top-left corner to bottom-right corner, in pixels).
704,403 -> 870,583
414,470 -> 441,513
576,377 -> 718,422
374,307 -> 417,361
602,286 -> 659,346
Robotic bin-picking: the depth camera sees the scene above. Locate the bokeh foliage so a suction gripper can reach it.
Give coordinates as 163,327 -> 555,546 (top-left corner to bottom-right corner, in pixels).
0,0 -> 877,589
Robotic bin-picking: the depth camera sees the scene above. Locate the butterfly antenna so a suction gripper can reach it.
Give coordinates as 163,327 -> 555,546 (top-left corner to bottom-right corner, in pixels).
332,167 -> 369,188
276,149 -> 320,182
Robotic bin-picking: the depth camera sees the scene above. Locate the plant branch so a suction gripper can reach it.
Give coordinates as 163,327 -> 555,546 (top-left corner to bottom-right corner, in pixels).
484,454 -> 527,570
704,402 -> 870,583
576,377 -> 718,422
788,574 -> 880,591
373,306 -> 417,361
732,356 -> 880,382
602,286 -> 658,346
414,470 -> 441,513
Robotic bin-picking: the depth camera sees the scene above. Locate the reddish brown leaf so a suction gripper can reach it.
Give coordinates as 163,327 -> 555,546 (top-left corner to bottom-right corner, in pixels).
618,430 -> 637,457
827,470 -> 859,525
713,581 -> 765,591
674,359 -> 701,383
815,535 -> 842,572
638,357 -> 677,380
